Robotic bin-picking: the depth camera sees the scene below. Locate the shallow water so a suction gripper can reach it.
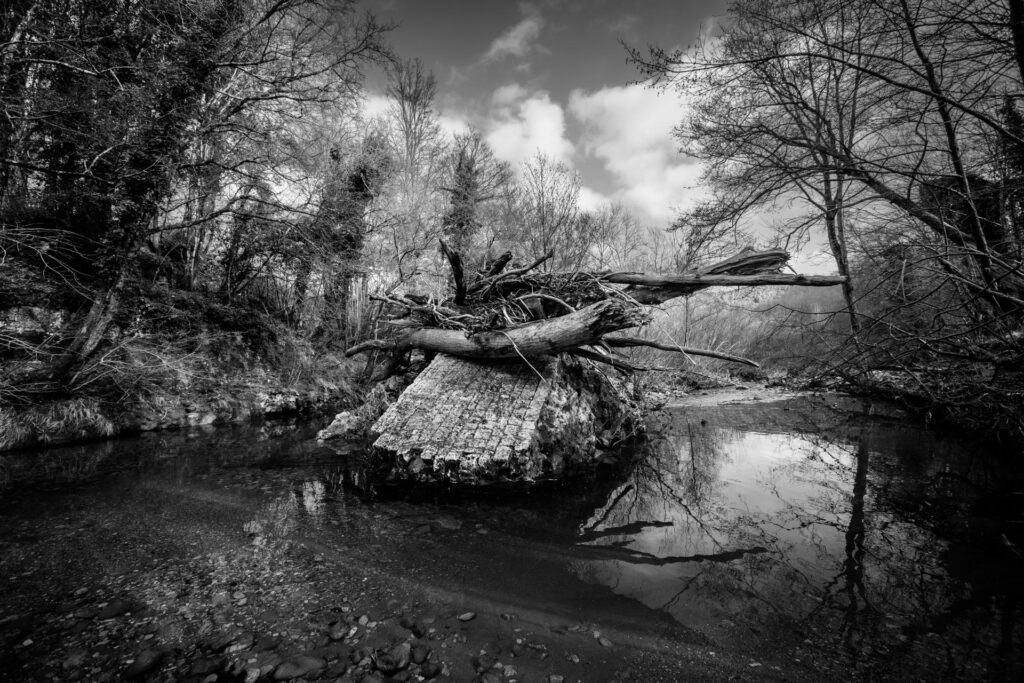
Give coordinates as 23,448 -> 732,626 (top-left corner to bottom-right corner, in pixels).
1,393 -> 1022,681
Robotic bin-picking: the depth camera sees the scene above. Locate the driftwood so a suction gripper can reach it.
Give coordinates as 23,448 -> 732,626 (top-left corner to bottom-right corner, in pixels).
346,244 -> 846,370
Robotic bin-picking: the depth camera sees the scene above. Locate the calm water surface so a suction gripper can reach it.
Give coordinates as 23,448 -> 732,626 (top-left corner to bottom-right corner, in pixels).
1,393 -> 1021,680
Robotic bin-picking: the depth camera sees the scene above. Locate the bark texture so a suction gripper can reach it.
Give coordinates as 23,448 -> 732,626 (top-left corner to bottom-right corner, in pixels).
368,354 -> 639,484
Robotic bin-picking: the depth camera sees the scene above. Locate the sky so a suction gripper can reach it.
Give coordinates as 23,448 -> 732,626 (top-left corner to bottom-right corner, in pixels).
359,0 -> 729,229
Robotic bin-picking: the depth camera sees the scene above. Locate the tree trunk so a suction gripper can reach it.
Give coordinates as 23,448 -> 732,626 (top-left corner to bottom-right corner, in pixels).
347,299 -> 648,360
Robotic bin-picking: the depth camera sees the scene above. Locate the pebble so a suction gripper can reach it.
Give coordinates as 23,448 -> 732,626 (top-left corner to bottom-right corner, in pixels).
374,642 -> 411,673
458,612 -> 476,622
189,656 -> 227,676
73,606 -> 97,619
62,649 -> 87,669
255,635 -> 281,651
434,515 -> 461,530
97,598 -> 133,620
327,621 -> 347,641
598,637 -> 613,647
420,661 -> 443,679
411,644 -> 431,664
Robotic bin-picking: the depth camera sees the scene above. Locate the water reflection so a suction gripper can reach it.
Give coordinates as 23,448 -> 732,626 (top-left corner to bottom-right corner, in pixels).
573,399 -> 1024,677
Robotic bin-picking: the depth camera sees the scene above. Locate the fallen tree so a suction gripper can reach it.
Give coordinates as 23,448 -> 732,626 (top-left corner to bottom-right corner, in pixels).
329,244 -> 847,484
346,243 -> 846,373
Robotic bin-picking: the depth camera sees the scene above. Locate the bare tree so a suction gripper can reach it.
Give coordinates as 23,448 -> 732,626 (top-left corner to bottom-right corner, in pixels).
496,153 -> 591,272
630,0 -> 1024,427
440,129 -> 513,260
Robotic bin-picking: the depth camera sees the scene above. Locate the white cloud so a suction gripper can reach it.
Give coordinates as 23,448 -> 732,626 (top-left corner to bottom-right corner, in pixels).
569,84 -> 704,226
483,4 -> 544,62
485,86 -> 574,169
437,111 -> 471,139
578,185 -> 611,213
362,93 -> 390,120
492,83 -> 529,106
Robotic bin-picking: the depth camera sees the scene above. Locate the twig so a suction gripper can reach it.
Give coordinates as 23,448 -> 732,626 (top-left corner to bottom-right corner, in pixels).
498,331 -> 547,382
603,335 -> 760,367
570,347 -> 677,373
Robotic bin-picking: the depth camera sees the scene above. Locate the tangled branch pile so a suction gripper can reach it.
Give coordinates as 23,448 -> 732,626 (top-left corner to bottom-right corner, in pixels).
346,241 -> 845,372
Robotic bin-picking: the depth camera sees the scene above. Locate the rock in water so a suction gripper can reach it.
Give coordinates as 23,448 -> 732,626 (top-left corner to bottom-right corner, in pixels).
272,655 -> 326,680
124,649 -> 164,679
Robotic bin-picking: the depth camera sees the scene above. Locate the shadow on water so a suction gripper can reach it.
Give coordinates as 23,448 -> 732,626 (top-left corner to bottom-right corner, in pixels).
2,396 -> 1023,679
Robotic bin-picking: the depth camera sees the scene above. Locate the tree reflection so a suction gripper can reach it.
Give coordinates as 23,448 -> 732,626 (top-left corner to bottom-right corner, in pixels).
572,405 -> 1024,678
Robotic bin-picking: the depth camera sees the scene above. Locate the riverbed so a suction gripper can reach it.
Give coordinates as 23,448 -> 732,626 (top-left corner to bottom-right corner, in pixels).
0,391 -> 1021,681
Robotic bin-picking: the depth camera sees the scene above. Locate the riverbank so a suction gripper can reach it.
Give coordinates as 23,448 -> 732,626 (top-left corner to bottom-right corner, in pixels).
0,271 -> 363,453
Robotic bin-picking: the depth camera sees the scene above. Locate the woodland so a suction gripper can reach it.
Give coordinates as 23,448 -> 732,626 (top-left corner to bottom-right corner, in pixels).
1,0 -> 1023,446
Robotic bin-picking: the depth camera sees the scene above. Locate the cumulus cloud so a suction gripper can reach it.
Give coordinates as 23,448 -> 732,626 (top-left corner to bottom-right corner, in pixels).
492,83 -> 530,106
569,84 -> 703,226
483,4 -> 545,63
485,85 -> 574,169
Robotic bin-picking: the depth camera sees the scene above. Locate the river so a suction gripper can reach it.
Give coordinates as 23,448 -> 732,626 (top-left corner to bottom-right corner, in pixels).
0,391 -> 1021,681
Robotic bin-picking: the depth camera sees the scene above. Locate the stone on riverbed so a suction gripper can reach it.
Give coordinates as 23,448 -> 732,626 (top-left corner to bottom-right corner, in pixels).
367,354 -> 641,485
272,654 -> 326,680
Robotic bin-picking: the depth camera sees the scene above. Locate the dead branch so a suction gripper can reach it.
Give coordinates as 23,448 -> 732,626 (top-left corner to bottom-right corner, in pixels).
469,250 -> 555,294
570,348 -> 676,373
603,335 -> 760,367
439,239 -> 466,305
480,251 -> 513,278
